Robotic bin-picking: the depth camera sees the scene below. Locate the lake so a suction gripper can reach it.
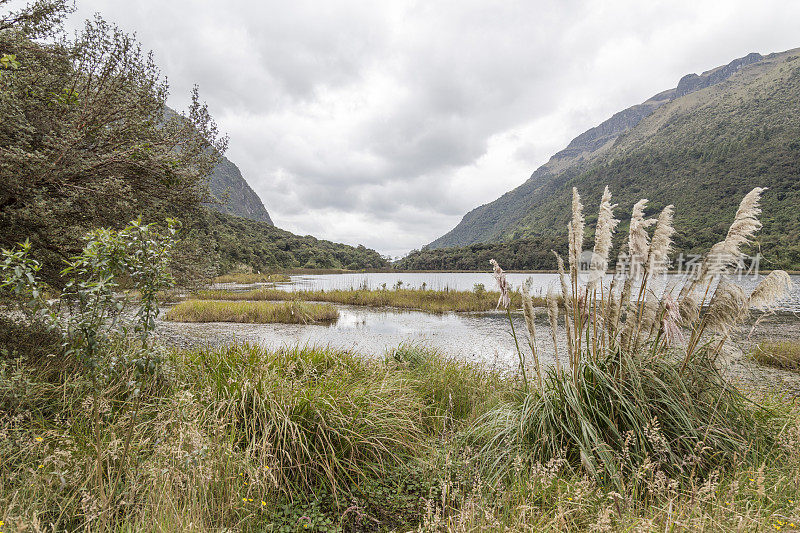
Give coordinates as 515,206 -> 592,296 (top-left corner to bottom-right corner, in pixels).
160,272 -> 800,385
219,271 -> 800,312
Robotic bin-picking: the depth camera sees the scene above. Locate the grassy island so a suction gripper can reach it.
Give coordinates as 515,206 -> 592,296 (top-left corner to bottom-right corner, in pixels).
164,299 -> 339,324
212,272 -> 292,284
192,287 -> 540,314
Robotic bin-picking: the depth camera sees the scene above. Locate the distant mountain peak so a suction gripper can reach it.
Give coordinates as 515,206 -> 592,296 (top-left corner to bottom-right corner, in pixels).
164,105 -> 272,224
206,154 -> 273,224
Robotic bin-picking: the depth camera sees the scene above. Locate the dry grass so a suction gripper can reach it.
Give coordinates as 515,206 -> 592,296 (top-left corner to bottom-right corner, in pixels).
163,299 -> 339,324
752,341 -> 800,372
192,287 -> 537,314
212,272 -> 291,284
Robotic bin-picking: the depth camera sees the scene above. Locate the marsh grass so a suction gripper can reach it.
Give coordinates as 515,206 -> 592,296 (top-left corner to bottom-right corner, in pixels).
752,340 -> 800,372
1,339 -> 799,532
164,299 -> 339,324
193,287 -> 535,314
385,343 -> 503,431
178,344 -> 428,499
213,272 -> 291,284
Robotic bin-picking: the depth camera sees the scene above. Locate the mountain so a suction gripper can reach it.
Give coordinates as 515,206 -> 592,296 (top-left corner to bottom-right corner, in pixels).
206,154 -> 273,224
427,49 -> 800,270
163,106 -> 272,224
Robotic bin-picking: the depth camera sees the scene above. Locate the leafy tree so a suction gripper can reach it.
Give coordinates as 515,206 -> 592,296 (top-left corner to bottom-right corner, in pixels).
0,1 -> 226,285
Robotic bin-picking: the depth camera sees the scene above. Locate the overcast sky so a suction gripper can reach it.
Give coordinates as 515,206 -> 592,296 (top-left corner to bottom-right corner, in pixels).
56,1 -> 800,257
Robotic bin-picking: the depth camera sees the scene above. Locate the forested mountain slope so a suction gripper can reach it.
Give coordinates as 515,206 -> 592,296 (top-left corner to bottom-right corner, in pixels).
428,49 -> 800,269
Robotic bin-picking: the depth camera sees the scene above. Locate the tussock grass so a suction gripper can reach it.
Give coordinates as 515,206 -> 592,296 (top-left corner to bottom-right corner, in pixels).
385,343 -> 503,430
164,299 -> 339,324
752,340 -> 800,372
213,272 -> 291,284
468,350 -> 773,489
193,287 -> 536,313
178,344 -> 428,498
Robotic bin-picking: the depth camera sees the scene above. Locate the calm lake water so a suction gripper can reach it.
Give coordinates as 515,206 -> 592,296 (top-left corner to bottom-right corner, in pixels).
268,272 -> 800,312
164,272 -> 800,367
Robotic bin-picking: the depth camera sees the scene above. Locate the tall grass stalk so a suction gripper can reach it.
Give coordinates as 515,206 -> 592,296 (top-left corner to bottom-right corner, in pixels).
479,186 -> 792,489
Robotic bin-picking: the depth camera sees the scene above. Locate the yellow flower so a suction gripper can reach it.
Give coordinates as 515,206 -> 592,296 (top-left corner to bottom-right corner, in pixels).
261,501 -> 266,506
750,478 -> 755,482
242,498 -> 247,502
248,499 -> 253,502
35,437 -> 43,442
567,497 -> 573,501
38,464 -> 43,469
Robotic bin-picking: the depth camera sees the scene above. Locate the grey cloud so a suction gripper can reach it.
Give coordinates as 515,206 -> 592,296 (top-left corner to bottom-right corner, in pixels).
59,0 -> 800,255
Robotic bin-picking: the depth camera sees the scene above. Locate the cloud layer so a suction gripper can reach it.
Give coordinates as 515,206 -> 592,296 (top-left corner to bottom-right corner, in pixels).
61,0 -> 800,256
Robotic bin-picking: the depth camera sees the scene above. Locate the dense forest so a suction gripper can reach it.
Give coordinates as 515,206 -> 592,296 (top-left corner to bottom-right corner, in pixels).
193,210 -> 388,273
396,237 -> 567,271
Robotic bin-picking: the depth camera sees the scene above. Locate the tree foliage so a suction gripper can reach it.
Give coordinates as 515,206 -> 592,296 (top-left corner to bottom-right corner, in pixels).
0,1 -> 225,285
195,210 -> 389,273
396,238 -> 567,271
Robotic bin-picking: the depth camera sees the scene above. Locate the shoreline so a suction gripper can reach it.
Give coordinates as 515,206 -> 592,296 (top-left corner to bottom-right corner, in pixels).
270,268 -> 800,275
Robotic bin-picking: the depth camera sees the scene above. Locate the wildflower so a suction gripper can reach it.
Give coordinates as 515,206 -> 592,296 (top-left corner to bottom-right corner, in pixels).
262,501 -> 266,506
242,498 -> 247,502
567,497 -> 573,501
35,437 -> 43,442
38,464 -> 43,469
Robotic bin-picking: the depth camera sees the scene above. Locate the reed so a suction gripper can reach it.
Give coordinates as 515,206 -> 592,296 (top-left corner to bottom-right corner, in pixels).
164,299 -> 339,324
751,340 -> 800,372
212,272 -> 291,284
480,186 -> 792,489
1,336 -> 797,531
193,286 -> 536,314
